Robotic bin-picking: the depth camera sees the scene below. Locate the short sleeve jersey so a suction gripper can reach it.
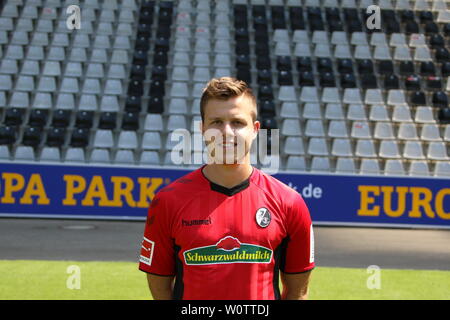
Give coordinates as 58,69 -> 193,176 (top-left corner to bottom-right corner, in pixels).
139,165 -> 315,300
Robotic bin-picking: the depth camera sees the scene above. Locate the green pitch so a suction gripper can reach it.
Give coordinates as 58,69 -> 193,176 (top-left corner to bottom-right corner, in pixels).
0,260 -> 449,300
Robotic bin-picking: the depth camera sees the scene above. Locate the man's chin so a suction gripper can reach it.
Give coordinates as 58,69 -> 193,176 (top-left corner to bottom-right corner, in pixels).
209,156 -> 247,166
222,162 -> 241,167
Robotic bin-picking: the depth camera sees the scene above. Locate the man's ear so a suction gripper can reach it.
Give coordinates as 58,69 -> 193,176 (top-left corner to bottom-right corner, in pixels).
253,120 -> 260,140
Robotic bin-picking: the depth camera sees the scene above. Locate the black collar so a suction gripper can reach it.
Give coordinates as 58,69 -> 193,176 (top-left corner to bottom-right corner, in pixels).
201,166 -> 253,196
209,178 -> 250,196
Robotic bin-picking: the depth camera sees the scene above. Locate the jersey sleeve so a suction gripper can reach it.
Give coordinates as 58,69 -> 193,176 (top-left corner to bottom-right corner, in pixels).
281,193 -> 315,274
139,192 -> 176,276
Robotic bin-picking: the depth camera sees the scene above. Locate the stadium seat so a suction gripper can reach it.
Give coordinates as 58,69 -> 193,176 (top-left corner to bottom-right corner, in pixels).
139,150 -> 160,166
392,106 -> 413,122
398,123 -> 419,140
0,126 -> 16,145
351,122 -> 371,139
426,142 -> 449,160
44,123 -> 66,147
369,105 -> 390,121
379,140 -> 401,159
355,139 -> 377,158
40,147 -> 61,162
302,103 -> 321,120
122,112 -> 140,131
90,149 -> 111,164
280,102 -> 300,119
144,114 -> 164,131
22,126 -> 42,147
307,138 -> 328,156
347,105 -> 367,121
142,132 -> 162,150
114,150 -> 135,165
4,108 -> 25,126
443,126 -> 450,141
408,160 -> 430,176
403,141 -> 426,159
384,159 -> 406,176
15,146 -> 35,161
310,157 -> 331,172
99,112 -> 117,130
305,120 -> 325,137
117,131 -> 138,149
335,157 -> 356,174
415,107 -> 436,123
0,145 -> 10,160
331,139 -> 353,157
359,158 -> 380,175
433,162 -> 450,177
76,111 -> 95,129
94,130 -> 114,149
285,156 -> 306,171
324,103 -> 345,120
281,119 -> 301,136
283,137 -> 305,155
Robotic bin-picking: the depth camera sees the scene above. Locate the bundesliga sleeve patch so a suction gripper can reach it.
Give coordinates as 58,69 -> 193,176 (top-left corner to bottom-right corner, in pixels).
140,237 -> 155,266
310,224 -> 315,264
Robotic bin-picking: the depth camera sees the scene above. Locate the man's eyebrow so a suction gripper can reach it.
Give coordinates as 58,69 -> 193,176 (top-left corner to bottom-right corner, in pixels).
207,116 -> 247,121
204,117 -> 221,122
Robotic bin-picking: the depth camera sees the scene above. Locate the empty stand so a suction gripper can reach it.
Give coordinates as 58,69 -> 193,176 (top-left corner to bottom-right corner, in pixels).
0,0 -> 448,177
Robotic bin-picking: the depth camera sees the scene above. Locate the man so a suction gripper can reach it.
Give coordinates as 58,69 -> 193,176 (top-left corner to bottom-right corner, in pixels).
139,77 -> 314,300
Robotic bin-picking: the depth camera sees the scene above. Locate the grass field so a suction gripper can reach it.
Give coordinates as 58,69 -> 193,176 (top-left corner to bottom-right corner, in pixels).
0,260 -> 449,300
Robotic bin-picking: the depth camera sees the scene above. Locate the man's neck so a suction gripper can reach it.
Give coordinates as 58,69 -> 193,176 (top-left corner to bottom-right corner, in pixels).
202,163 -> 254,189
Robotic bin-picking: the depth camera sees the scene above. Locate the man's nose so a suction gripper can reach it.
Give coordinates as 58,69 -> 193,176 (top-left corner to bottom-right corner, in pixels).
222,122 -> 235,137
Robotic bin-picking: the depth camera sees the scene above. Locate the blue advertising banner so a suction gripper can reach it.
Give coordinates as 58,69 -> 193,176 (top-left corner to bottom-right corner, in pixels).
277,172 -> 450,229
0,162 -> 449,229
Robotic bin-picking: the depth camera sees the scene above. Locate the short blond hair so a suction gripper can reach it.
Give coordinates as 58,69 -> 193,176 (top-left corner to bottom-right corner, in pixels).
200,77 -> 257,122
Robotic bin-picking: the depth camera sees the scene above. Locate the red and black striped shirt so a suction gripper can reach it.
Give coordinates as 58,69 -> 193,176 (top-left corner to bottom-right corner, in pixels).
139,165 -> 315,300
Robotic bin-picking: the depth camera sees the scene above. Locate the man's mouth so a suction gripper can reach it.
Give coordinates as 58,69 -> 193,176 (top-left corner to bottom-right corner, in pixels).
219,144 -> 238,149
217,141 -> 238,148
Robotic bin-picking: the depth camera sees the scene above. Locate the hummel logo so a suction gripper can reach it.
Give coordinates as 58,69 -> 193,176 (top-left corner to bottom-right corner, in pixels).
182,217 -> 212,227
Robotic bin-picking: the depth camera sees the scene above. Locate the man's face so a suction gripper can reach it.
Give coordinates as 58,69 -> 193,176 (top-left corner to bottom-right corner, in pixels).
201,95 -> 260,165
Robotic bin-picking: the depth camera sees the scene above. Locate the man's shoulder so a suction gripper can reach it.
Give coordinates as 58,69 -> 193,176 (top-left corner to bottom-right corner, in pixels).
155,167 -> 203,200
253,168 -> 300,201
254,169 -> 310,219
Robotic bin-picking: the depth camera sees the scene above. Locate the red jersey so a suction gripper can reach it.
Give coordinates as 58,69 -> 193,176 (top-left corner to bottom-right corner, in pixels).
139,165 -> 315,300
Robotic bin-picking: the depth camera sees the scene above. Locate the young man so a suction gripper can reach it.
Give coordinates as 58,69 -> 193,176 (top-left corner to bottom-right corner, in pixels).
139,77 -> 315,300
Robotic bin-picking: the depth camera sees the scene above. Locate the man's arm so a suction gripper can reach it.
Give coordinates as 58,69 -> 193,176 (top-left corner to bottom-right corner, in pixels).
146,274 -> 175,300
280,270 -> 313,300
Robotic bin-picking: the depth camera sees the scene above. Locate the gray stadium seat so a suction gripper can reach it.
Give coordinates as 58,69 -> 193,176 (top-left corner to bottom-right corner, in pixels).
360,159 -> 380,175
384,159 -> 406,176
311,157 -> 331,173
114,150 -> 135,165
409,161 -> 430,176
286,156 -> 307,171
335,157 -> 356,174
40,147 -> 61,162
284,137 -> 305,155
64,148 -> 86,163
139,151 -> 160,166
90,149 -> 111,164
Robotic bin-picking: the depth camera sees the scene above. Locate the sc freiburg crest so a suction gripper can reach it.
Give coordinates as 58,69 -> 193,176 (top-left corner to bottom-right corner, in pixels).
255,207 -> 271,228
